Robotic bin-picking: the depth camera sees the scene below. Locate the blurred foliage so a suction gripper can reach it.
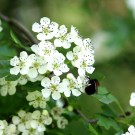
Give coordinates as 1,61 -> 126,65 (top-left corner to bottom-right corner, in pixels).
0,0 -> 135,134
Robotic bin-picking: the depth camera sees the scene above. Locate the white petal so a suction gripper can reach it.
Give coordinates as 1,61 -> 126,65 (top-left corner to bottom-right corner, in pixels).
20,67 -> 29,75
40,17 -> 50,26
62,41 -> 71,49
0,86 -> 8,96
130,99 -> 135,106
42,89 -> 51,98
10,56 -> 19,66
86,66 -> 95,74
10,67 -> 20,75
64,89 -> 71,97
38,65 -> 47,74
27,68 -> 38,78
78,68 -> 85,76
41,77 -> 51,88
32,22 -> 42,32
51,76 -> 60,85
53,70 -> 62,76
66,51 -> 73,60
60,64 -> 69,73
72,89 -> 81,96
20,51 -> 28,61
31,44 -> 39,54
8,87 -> 16,95
52,91 -> 61,100
54,39 -> 62,47
37,33 -> 47,41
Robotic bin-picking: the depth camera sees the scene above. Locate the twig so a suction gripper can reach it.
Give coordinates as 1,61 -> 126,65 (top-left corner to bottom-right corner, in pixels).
75,109 -> 98,124
0,12 -> 38,44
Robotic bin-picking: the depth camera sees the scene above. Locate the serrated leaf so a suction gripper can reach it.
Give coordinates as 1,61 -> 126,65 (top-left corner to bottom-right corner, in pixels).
98,87 -> 109,95
96,115 -> 120,131
88,124 -> 98,135
5,74 -> 20,81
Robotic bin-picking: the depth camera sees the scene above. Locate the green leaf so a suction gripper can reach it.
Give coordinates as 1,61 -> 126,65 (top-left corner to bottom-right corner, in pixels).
88,124 -> 98,135
5,74 -> 20,81
10,30 -> 31,51
0,60 -> 10,67
0,68 -> 10,78
96,114 -> 120,131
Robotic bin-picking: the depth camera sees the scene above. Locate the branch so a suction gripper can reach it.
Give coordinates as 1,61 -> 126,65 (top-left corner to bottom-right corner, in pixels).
75,109 -> 98,124
0,12 -> 38,44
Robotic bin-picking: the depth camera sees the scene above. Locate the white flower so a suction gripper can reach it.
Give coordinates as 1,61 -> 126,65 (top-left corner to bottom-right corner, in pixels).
66,46 -> 82,67
129,92 -> 135,106
32,17 -> 59,40
61,73 -> 82,97
70,26 -> 83,46
26,91 -> 49,108
31,41 -> 55,62
0,77 -> 18,96
51,107 -> 63,120
10,51 -> 31,75
0,20 -> 3,32
41,76 -> 63,100
122,125 -> 135,135
54,25 -> 72,49
57,117 -> 68,129
47,52 -> 69,76
27,54 -> 47,78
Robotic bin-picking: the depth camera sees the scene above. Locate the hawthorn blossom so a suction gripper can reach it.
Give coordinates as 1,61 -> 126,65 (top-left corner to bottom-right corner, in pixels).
47,52 -> 69,76
32,17 -> 59,40
51,107 -> 63,120
0,77 -> 18,96
26,91 -> 49,108
27,54 -> 47,78
66,46 -> 82,67
54,25 -> 73,49
10,51 -> 31,75
57,117 -> 68,129
41,76 -> 64,100
61,73 -> 82,97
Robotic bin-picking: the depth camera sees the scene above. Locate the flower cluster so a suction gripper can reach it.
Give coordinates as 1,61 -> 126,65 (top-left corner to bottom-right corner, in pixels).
0,107 -> 69,134
0,19 -> 3,32
9,17 -> 95,100
26,91 -> 49,108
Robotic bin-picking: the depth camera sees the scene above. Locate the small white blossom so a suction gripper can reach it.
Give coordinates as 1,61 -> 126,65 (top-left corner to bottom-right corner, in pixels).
54,25 -> 72,49
66,46 -> 82,67
57,117 -> 68,129
51,107 -> 63,120
47,52 -> 69,76
122,125 -> 135,135
10,51 -> 31,75
0,77 -> 18,96
41,76 -> 63,100
32,17 -> 59,40
27,54 -> 47,78
26,91 -> 49,108
129,92 -> 135,106
61,73 -> 82,97
31,41 -> 55,62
